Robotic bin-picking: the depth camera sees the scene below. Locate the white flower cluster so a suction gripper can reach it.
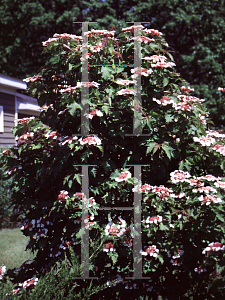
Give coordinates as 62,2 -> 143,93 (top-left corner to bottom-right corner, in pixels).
202,242 -> 225,254
131,67 -> 153,78
10,278 -> 39,295
78,135 -> 101,146
115,170 -> 132,182
143,215 -> 163,228
105,216 -> 127,237
140,245 -> 159,257
84,109 -> 103,119
132,183 -> 153,194
0,265 -> 6,280
170,170 -> 191,183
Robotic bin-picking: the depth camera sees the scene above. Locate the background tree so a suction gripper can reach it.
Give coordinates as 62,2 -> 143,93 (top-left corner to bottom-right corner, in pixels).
1,0 -> 224,127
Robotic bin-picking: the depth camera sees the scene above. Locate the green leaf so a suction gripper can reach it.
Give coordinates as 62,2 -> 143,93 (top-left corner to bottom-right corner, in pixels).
161,143 -> 174,160
146,142 -> 157,154
49,55 -> 61,64
101,67 -> 113,80
107,251 -> 118,265
163,77 -> 169,87
68,102 -> 81,116
73,173 -> 82,185
157,253 -> 164,264
153,144 -> 161,155
102,105 -> 110,115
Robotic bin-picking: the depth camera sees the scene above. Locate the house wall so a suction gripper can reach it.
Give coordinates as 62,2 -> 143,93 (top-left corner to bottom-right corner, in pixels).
0,92 -> 15,147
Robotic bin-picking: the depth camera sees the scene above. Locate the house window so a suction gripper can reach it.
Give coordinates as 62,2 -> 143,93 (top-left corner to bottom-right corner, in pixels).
0,106 -> 3,133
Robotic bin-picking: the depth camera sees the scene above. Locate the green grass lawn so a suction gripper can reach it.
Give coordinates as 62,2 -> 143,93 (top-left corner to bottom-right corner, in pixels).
0,228 -> 35,270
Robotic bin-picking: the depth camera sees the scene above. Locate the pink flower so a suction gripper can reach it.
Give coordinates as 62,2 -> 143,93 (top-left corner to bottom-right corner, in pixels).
189,177 -> 204,187
16,132 -> 34,145
145,215 -> 163,226
74,192 -> 84,199
198,174 -> 221,182
39,104 -> 53,111
1,149 -> 11,155
131,36 -> 155,43
53,33 -> 82,41
59,86 -> 78,93
117,88 -> 136,95
193,136 -> 215,147
177,95 -> 204,103
170,170 -> 191,183
23,75 -> 42,83
180,86 -> 194,93
202,242 -> 225,254
0,265 -> 6,279
170,192 -> 185,198
206,130 -> 225,139
103,242 -> 116,252
116,79 -> 136,85
192,186 -> 217,194
140,245 -> 159,257
152,62 -> 176,68
153,96 -> 174,106
80,51 -> 91,61
115,171 -> 132,182
105,217 -> 127,237
78,135 -> 101,145
122,25 -> 144,32
84,109 -> 103,119
83,29 -> 115,37
76,81 -> 100,88
173,101 -> 192,111
198,195 -> 222,205
86,197 -> 96,207
218,87 -> 225,92
42,37 -> 58,46
143,55 -> 167,62
42,34 -> 82,46
199,114 -> 207,124
132,184 -> 153,194
22,278 -> 38,289
214,181 -> 225,190
143,28 -> 163,36
16,116 -> 35,125
131,67 -> 153,78
89,43 -> 103,52
153,185 -> 173,199
58,190 -> 69,202
45,131 -> 60,140
85,221 -> 96,229
60,136 -> 78,146
212,144 -> 225,156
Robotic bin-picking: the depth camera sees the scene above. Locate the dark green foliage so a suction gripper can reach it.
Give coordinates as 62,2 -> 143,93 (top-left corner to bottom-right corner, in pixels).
0,24 -> 225,299
0,148 -> 14,228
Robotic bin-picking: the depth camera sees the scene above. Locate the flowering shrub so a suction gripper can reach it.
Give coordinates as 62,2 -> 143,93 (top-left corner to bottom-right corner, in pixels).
1,24 -> 225,299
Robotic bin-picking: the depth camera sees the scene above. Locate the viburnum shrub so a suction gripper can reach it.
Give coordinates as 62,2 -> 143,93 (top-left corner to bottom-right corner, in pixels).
1,25 -> 225,299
